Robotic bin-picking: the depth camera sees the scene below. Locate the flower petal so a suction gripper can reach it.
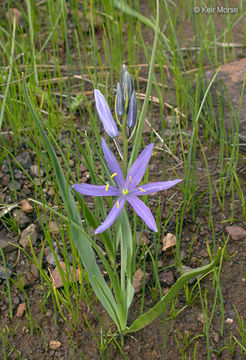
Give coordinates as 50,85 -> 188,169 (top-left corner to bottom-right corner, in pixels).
72,183 -> 120,197
127,195 -> 158,232
132,179 -> 183,196
101,138 -> 125,189
94,89 -> 118,138
95,196 -> 125,234
125,144 -> 154,190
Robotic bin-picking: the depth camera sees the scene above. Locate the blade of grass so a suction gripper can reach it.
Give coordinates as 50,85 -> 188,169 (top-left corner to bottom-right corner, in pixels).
128,0 -> 160,168
26,0 -> 38,85
35,9 -> 62,60
0,17 -> 16,131
113,0 -> 170,51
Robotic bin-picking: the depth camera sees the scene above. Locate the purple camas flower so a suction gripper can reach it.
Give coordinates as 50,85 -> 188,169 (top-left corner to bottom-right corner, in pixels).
72,138 -> 182,234
94,89 -> 118,138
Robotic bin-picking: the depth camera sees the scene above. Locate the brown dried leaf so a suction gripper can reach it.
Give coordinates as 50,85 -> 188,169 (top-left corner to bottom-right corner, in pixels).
162,233 -> 176,251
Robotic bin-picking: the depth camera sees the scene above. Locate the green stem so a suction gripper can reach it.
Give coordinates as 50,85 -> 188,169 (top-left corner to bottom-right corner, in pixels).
121,95 -> 129,177
122,123 -> 128,178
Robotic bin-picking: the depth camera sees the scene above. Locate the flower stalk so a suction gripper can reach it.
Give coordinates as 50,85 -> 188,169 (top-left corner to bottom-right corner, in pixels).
121,112 -> 129,178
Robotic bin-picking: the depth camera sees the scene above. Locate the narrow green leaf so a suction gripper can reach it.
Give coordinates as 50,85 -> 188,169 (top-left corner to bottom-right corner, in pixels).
124,249 -> 221,333
126,279 -> 134,310
119,209 -> 133,280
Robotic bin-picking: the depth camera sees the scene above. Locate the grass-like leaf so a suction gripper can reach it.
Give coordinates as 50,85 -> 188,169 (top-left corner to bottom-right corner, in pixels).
124,248 -> 221,334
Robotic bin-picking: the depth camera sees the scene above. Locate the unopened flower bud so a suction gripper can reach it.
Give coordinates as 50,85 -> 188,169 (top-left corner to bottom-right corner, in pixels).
94,89 -> 118,138
116,82 -> 124,116
127,91 -> 137,128
120,64 -> 128,86
121,71 -> 134,103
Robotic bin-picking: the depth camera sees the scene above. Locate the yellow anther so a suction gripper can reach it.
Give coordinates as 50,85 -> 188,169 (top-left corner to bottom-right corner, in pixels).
129,176 -> 132,182
117,201 -> 119,209
105,184 -> 109,192
139,187 -> 146,193
111,173 -> 117,178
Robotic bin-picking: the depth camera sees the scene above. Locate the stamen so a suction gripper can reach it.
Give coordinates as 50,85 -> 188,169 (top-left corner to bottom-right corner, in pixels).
117,201 -> 119,209
111,173 -> 117,178
105,184 -> 109,192
139,187 -> 146,192
129,176 -> 132,182
122,188 -> 129,196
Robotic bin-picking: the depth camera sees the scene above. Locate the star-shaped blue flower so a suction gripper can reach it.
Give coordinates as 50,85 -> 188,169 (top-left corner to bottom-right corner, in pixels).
72,138 -> 182,234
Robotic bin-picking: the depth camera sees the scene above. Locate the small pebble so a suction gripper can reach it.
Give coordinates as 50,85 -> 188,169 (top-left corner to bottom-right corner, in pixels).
132,269 -> 149,293
20,199 -> 33,214
16,303 -> 26,318
19,224 -> 38,248
49,221 -> 60,235
159,271 -> 175,286
225,226 -> 246,241
21,325 -> 29,334
49,340 -> 61,351
225,318 -> 233,324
